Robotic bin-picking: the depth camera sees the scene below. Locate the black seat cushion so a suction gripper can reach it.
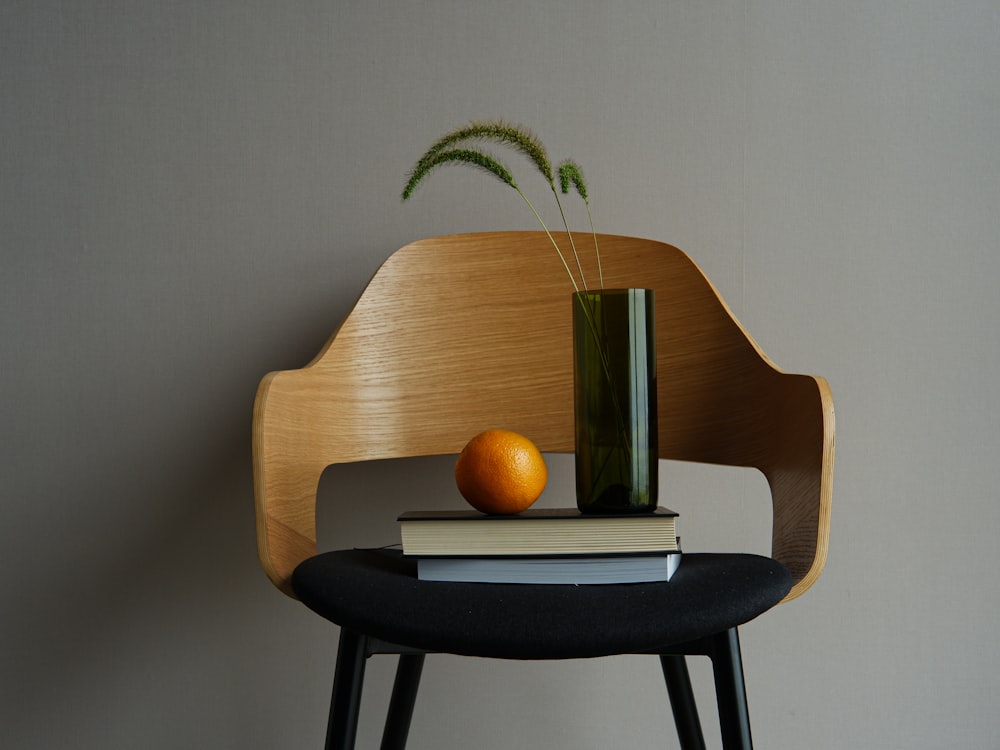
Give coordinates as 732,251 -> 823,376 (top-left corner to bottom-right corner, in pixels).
292,549 -> 791,660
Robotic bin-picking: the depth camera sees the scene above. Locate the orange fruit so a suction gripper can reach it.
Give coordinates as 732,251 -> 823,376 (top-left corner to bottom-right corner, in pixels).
454,429 -> 548,514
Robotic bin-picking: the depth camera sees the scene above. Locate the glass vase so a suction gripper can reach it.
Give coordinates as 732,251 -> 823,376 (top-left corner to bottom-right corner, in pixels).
573,288 -> 658,513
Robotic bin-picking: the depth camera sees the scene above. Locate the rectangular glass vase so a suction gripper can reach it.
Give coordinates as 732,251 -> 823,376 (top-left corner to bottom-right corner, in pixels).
572,288 -> 658,513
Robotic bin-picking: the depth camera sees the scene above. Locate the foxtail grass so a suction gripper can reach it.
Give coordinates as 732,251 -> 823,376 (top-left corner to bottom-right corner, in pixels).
402,119 -> 604,291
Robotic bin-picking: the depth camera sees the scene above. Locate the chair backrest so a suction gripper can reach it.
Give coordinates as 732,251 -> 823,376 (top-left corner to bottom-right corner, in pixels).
253,232 -> 834,601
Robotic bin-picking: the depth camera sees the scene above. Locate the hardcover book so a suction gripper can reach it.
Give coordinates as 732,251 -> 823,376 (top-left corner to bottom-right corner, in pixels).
416,549 -> 682,584
398,506 -> 678,557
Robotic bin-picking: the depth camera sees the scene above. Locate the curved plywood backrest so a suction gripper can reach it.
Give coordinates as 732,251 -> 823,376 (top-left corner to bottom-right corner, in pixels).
254,232 -> 834,600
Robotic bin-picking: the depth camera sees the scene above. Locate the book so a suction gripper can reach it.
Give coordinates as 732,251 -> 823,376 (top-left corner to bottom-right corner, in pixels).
416,550 -> 682,584
397,506 -> 678,557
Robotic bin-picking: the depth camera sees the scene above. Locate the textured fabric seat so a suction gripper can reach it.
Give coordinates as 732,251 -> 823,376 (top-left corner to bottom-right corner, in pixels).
294,550 -> 792,660
253,232 -> 835,749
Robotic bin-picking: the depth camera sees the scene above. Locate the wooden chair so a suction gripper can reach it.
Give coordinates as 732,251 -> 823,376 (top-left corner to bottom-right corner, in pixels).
253,232 -> 834,749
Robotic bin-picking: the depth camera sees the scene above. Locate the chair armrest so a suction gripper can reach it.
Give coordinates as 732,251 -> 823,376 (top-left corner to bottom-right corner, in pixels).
764,373 -> 835,602
253,369 -> 323,598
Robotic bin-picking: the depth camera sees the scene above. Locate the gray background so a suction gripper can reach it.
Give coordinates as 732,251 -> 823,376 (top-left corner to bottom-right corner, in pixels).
3,1 -> 998,748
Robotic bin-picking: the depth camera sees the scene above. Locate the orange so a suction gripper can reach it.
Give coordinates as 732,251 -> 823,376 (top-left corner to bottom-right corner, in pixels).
454,429 -> 548,514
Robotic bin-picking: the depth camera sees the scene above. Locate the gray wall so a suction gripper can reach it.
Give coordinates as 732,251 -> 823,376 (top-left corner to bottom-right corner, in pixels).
3,1 -> 998,748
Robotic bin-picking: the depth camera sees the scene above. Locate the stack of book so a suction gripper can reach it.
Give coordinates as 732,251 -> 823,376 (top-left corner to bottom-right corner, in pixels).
397,506 -> 681,584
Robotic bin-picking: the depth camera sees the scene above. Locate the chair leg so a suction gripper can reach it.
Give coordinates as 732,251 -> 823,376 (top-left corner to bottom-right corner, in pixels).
325,628 -> 369,750
660,654 -> 707,750
379,653 -> 425,750
707,628 -> 753,750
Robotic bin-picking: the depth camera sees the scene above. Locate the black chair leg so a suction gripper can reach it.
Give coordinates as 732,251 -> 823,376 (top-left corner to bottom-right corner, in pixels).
380,653 -> 425,750
660,654 -> 707,750
707,628 -> 753,750
326,628 -> 369,750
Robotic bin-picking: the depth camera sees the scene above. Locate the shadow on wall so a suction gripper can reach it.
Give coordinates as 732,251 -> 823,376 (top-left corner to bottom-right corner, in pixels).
2,302 -> 349,745
4,413 -> 261,727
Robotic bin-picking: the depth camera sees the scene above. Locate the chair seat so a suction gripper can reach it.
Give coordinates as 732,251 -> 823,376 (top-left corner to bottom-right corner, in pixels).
292,549 -> 791,660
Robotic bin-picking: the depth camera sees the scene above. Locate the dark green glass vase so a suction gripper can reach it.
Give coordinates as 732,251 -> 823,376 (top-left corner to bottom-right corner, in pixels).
573,288 -> 658,513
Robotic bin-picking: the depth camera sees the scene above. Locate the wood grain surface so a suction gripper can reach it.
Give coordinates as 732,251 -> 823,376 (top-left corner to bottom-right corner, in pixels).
253,232 -> 834,601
